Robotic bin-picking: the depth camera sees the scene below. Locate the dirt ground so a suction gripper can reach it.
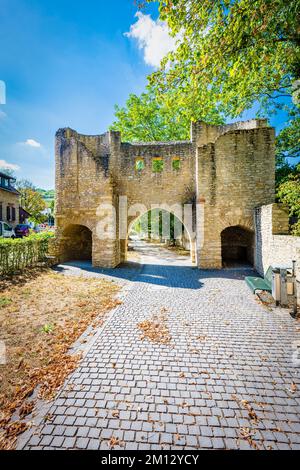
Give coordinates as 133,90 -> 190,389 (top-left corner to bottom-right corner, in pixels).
0,268 -> 120,449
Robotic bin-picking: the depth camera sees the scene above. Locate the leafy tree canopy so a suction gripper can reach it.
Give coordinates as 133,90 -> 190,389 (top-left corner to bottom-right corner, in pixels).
113,1 -> 300,143
110,87 -> 224,142
141,0 -> 299,118
16,179 -> 47,224
276,108 -> 300,164
277,163 -> 300,235
277,164 -> 300,217
113,1 -> 300,232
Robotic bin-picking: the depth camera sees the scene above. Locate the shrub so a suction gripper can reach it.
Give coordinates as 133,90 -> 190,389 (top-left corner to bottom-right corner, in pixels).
0,232 -> 55,276
291,220 -> 300,236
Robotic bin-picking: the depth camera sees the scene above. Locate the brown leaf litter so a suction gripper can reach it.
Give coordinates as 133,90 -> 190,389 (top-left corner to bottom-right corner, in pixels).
0,268 -> 120,449
232,395 -> 260,425
137,308 -> 171,344
238,427 -> 260,450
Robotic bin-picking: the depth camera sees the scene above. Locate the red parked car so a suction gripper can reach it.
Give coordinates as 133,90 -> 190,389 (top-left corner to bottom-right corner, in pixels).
14,224 -> 31,238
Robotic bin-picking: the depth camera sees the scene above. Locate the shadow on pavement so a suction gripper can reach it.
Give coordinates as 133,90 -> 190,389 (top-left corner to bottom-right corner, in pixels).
53,260 -> 256,290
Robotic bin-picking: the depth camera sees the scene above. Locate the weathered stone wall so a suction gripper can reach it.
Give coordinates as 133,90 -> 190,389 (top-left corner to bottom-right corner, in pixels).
116,140 -> 196,261
195,123 -> 275,268
117,140 -> 195,209
55,128 -> 120,267
255,203 -> 300,302
55,119 -> 276,269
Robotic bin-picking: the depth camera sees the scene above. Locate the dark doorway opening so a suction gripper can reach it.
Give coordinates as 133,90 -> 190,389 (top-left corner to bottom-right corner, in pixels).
221,226 -> 254,267
61,224 -> 92,262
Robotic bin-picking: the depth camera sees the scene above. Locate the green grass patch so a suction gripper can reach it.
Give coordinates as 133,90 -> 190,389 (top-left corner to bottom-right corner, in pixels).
0,297 -> 13,308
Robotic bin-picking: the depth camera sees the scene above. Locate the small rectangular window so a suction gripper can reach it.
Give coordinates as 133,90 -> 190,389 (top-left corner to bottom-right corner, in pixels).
135,158 -> 145,171
152,157 -> 164,173
172,157 -> 181,170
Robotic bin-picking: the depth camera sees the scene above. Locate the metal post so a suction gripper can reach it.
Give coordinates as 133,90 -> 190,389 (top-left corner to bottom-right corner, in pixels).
280,268 -> 288,307
291,260 -> 298,318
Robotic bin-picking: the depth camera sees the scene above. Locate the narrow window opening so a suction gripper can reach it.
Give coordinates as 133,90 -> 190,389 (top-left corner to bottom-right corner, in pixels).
152,157 -> 164,173
135,158 -> 145,171
172,157 -> 181,170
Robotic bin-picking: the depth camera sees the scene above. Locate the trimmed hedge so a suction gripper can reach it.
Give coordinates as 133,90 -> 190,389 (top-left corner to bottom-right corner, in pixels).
0,232 -> 55,276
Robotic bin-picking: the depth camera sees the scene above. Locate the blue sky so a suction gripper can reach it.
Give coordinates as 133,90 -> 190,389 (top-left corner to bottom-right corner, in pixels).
0,0 -> 288,189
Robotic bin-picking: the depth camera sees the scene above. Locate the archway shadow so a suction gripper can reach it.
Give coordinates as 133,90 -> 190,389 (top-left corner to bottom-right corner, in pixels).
53,260 -> 257,290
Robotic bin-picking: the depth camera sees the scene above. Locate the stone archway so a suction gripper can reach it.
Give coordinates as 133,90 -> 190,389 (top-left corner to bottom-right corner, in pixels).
124,209 -> 196,265
221,225 -> 254,267
60,224 -> 92,262
55,119 -> 275,270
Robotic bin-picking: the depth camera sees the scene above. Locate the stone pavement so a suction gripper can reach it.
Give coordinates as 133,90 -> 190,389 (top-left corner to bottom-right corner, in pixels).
18,242 -> 300,450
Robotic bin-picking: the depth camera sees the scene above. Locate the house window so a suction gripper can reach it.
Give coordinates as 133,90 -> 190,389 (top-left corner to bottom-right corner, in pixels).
1,177 -> 9,188
172,157 -> 181,170
0,203 -> 2,221
152,157 -> 164,173
6,205 -> 11,221
12,206 -> 16,221
135,158 -> 145,172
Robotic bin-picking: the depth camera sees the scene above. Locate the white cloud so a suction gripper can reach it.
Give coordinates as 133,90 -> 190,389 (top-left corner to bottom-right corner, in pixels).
0,160 -> 20,171
125,12 -> 178,68
0,110 -> 7,119
23,139 -> 42,148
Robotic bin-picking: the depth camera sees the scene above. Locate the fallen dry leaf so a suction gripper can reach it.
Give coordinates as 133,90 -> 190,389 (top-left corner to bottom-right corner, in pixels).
196,335 -> 206,341
19,401 -> 35,419
238,427 -> 260,450
0,268 -> 120,450
138,312 -> 171,344
109,436 -> 120,449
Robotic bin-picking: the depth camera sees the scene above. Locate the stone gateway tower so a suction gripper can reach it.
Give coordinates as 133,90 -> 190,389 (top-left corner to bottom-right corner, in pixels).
55,119 -> 275,270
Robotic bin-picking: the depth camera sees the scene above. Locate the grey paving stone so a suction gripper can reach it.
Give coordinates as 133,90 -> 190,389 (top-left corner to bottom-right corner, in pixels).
19,256 -> 300,451
160,433 -> 173,444
199,436 -> 213,448
76,437 -> 89,449
62,437 -> 76,448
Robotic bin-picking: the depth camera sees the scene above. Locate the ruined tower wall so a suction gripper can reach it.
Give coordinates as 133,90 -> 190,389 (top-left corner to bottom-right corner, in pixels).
55,119 -> 276,269
118,141 -> 195,209
55,129 -> 121,267
195,125 -> 276,268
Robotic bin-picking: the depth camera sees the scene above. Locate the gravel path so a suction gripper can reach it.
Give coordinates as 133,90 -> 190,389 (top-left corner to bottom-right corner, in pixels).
18,242 -> 300,450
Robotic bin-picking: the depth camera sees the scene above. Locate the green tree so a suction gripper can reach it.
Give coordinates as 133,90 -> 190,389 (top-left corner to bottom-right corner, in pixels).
16,180 -> 47,224
276,110 -> 300,163
277,164 -> 300,235
142,0 -> 299,119
110,86 -> 224,142
136,0 -> 300,236
275,107 -> 300,232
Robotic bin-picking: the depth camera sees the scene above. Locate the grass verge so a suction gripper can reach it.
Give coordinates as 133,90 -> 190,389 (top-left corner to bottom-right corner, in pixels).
0,268 -> 120,449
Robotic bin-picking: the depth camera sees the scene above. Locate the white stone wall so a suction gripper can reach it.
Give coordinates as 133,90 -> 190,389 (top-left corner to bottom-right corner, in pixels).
255,204 -> 300,302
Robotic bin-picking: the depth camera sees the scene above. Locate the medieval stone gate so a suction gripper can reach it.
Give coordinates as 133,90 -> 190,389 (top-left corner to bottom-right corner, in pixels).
55,119 -> 275,270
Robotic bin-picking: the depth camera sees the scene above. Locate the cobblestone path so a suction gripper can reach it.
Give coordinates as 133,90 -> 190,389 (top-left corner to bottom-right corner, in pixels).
19,242 -> 300,450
